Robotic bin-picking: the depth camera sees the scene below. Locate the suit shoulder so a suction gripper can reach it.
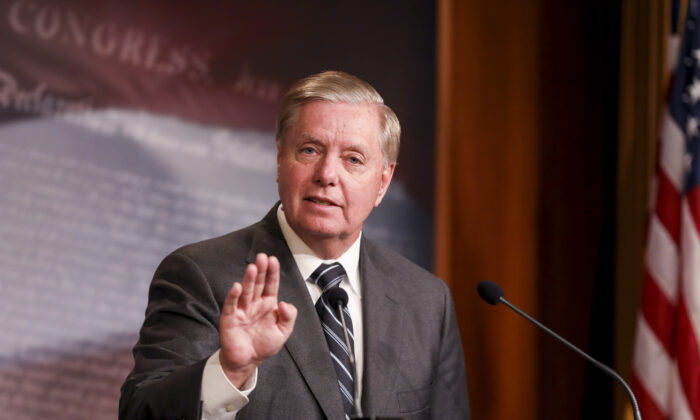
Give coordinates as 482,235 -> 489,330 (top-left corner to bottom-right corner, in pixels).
150,221 -> 264,286
169,219 -> 265,262
362,238 -> 449,294
148,221 -> 272,302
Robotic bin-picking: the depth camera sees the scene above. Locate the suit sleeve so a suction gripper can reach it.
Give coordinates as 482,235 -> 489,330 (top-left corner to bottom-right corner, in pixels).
430,282 -> 471,420
119,252 -> 223,420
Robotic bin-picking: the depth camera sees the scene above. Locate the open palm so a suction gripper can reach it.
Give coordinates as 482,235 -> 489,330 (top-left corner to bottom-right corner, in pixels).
218,253 -> 297,387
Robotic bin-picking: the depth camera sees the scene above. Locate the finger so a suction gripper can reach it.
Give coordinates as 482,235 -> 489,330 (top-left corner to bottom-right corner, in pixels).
222,282 -> 242,317
239,263 -> 257,308
276,301 -> 297,337
262,255 -> 280,298
253,253 -> 268,299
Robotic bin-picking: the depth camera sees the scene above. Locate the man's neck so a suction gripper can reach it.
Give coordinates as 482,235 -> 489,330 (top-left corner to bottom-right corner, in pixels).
296,233 -> 357,260
276,205 -> 360,260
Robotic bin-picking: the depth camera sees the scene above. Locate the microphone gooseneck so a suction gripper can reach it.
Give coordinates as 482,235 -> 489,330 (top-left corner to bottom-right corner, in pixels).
476,281 -> 642,420
326,287 -> 363,418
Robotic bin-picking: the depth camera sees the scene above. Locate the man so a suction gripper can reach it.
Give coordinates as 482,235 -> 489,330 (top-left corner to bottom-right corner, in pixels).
120,71 -> 469,419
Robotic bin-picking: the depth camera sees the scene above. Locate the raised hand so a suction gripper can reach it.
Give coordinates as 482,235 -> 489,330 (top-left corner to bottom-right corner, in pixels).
218,253 -> 298,387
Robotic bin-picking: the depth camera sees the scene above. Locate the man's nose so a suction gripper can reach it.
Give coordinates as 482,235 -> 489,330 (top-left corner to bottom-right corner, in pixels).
314,156 -> 339,186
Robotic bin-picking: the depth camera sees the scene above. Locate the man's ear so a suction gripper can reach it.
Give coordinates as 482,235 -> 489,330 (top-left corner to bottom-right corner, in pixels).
374,162 -> 396,207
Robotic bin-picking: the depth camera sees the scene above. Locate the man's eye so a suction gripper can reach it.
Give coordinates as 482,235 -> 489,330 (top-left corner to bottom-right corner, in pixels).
302,147 -> 315,154
348,156 -> 361,164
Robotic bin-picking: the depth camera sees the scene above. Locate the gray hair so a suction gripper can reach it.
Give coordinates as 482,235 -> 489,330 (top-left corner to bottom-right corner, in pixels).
276,70 -> 400,166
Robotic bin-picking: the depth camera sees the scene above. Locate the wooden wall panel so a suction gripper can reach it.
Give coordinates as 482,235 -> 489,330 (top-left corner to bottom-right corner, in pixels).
436,1 -> 541,419
437,1 -> 622,419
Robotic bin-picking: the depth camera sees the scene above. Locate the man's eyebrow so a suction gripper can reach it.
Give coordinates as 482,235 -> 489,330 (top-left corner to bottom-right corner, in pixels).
299,133 -> 322,143
298,133 -> 370,154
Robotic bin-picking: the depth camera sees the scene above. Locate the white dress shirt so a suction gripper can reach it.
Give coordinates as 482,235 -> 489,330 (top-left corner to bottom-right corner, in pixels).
200,205 -> 364,419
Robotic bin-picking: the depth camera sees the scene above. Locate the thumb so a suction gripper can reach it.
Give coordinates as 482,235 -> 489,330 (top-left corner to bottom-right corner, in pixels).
277,301 -> 297,336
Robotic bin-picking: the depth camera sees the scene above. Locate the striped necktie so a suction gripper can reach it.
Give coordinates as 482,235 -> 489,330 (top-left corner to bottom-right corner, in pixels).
310,262 -> 355,418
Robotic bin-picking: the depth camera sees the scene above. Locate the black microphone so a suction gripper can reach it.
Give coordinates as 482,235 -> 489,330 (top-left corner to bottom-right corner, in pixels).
326,287 -> 363,418
477,281 -> 642,420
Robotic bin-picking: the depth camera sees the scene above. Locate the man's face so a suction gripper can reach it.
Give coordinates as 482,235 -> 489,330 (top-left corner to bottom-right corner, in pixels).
277,101 -> 395,257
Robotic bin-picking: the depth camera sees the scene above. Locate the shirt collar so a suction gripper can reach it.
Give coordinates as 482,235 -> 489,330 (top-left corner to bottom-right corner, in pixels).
277,204 -> 362,297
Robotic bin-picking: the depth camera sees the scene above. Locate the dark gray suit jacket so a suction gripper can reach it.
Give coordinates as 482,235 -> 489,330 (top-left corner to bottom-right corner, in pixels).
120,204 -> 470,420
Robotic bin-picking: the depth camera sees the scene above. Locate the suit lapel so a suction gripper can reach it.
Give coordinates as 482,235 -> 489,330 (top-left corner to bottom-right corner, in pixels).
359,239 -> 403,415
247,206 -> 346,420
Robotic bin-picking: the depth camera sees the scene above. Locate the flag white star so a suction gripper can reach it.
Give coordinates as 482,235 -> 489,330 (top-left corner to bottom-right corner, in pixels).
683,152 -> 693,174
689,79 -> 700,103
687,117 -> 699,137
692,49 -> 700,62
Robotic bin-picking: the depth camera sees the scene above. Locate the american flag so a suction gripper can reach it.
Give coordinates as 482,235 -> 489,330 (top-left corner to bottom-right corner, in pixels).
632,0 -> 700,418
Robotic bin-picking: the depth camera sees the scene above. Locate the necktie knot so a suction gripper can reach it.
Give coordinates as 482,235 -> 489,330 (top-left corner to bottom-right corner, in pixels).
310,262 -> 347,292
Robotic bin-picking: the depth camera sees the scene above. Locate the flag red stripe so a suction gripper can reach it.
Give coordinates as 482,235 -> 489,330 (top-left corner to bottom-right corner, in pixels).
675,295 -> 700,419
633,6 -> 700,420
632,373 -> 668,420
655,167 -> 682,245
641,269 -> 676,356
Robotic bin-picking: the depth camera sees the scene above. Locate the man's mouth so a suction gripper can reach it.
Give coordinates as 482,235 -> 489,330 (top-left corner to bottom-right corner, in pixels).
306,197 -> 337,206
